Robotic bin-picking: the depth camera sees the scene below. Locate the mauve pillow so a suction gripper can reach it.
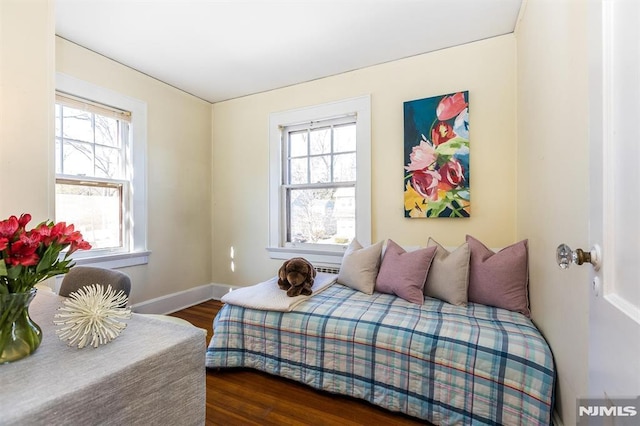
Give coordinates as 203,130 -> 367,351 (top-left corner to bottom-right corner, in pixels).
466,235 -> 530,317
337,239 -> 383,294
375,240 -> 436,305
424,238 -> 470,306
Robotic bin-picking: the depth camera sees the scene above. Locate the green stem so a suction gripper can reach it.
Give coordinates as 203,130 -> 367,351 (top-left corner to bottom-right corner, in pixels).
0,290 -> 41,363
0,293 -> 26,357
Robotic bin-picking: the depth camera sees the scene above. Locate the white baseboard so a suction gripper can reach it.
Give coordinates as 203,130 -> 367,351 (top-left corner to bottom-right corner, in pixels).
211,282 -> 239,300
130,282 -> 239,314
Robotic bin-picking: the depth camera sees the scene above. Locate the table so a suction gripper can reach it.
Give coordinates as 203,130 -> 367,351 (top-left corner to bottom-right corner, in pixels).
0,290 -> 206,426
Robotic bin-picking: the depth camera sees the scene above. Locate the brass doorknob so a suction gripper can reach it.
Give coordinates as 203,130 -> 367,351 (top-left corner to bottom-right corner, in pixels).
556,244 -> 601,270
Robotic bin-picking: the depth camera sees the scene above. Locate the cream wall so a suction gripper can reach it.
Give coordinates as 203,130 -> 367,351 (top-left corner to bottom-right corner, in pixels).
515,0 -> 590,425
0,0 -> 55,221
212,35 -> 518,286
56,38 -> 213,304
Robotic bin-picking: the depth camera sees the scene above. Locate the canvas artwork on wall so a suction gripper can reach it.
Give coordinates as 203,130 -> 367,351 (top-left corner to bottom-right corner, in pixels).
404,91 -> 470,218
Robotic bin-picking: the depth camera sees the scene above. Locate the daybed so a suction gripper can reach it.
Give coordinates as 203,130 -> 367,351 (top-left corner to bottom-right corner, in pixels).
205,236 -> 555,425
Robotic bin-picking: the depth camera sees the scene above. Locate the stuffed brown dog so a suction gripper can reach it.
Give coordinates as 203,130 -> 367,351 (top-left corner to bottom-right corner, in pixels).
278,257 -> 316,297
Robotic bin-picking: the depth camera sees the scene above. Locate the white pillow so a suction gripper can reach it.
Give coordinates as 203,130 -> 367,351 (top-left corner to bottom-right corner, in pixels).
337,239 -> 383,294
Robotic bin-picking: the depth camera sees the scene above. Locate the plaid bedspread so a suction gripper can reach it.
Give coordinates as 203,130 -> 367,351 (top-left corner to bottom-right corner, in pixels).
206,283 -> 555,425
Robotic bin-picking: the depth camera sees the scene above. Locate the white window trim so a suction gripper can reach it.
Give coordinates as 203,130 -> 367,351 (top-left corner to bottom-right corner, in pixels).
56,72 -> 149,268
267,95 -> 371,265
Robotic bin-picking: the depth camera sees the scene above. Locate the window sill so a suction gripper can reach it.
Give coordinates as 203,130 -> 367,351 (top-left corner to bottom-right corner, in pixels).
266,246 -> 344,266
72,251 -> 151,269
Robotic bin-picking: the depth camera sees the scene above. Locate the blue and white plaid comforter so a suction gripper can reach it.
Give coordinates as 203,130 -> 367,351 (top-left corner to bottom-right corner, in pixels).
206,283 -> 555,425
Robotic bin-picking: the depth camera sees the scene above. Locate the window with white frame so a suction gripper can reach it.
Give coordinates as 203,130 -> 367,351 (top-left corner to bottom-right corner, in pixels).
55,73 -> 148,267
55,93 -> 129,251
268,96 -> 371,264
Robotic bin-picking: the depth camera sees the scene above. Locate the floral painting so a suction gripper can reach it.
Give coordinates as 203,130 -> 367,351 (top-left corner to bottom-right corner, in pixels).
404,91 -> 470,218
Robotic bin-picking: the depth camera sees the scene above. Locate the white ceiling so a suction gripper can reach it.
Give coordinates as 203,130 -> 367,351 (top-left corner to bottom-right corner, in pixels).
55,0 -> 523,104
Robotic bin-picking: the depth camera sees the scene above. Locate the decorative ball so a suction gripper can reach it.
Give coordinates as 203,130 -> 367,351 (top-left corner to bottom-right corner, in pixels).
54,284 -> 132,349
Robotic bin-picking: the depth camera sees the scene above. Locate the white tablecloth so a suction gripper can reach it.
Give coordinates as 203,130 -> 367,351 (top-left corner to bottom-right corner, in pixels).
0,290 -> 206,426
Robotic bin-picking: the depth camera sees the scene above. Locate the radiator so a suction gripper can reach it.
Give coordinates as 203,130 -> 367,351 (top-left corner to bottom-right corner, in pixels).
314,266 -> 340,274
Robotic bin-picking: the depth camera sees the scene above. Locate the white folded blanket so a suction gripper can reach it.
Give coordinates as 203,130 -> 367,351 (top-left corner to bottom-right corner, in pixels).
221,272 -> 337,312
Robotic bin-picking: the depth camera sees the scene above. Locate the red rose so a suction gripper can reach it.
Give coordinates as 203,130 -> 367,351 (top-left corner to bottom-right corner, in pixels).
439,160 -> 465,189
411,169 -> 441,201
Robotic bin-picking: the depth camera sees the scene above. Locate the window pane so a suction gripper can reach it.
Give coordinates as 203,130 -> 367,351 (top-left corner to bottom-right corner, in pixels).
62,106 -> 93,143
62,140 -> 93,176
334,187 -> 356,242
334,123 -> 356,152
289,158 -> 308,184
333,153 -> 356,182
95,115 -> 120,148
55,138 -> 62,174
288,187 -> 354,245
95,145 -> 122,179
310,155 -> 330,183
55,182 -> 122,250
289,131 -> 308,157
55,105 -> 62,138
310,128 -> 331,155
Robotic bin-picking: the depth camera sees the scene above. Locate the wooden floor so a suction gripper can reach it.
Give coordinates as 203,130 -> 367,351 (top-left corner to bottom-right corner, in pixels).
169,300 -> 428,426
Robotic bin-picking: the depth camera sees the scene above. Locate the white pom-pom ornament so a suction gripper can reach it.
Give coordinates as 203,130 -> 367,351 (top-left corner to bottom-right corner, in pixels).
54,284 -> 132,348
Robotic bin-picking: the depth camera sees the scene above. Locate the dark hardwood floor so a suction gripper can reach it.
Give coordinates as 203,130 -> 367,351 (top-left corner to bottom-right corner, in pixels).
169,300 -> 427,426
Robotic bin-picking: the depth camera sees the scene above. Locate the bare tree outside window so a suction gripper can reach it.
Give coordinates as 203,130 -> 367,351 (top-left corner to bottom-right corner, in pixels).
55,95 -> 130,251
285,121 -> 356,246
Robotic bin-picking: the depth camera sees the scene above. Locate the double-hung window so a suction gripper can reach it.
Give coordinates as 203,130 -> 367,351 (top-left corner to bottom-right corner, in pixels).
55,73 -> 148,267
55,93 -> 129,251
283,117 -> 356,245
268,96 -> 371,265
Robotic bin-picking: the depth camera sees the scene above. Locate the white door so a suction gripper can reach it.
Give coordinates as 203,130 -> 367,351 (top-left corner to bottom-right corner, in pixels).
587,0 -> 640,415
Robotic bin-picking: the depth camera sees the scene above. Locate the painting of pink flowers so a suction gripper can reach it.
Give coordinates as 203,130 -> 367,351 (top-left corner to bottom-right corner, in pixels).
404,91 -> 470,218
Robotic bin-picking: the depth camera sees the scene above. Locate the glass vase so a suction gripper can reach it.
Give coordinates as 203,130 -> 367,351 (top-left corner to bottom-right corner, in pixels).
0,289 -> 42,364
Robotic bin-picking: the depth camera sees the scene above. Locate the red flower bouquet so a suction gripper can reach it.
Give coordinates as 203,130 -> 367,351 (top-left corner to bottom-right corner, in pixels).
0,213 -> 92,294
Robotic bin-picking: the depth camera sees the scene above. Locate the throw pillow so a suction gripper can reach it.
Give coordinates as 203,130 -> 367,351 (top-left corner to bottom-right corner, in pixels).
337,239 -> 383,294
375,240 -> 436,305
466,235 -> 530,317
424,238 -> 470,306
